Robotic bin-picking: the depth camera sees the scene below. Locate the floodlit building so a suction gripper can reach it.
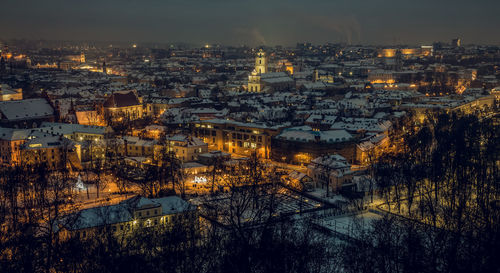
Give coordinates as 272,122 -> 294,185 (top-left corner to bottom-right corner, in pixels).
158,134 -> 208,162
20,135 -> 81,170
103,90 -> 144,121
192,119 -> 281,159
272,126 -> 356,165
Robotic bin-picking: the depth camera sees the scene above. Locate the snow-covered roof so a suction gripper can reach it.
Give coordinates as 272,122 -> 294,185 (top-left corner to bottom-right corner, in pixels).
278,129 -> 353,143
0,98 -> 54,121
59,195 -> 195,231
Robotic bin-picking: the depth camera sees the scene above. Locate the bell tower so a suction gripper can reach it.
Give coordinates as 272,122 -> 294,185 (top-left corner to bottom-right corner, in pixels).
255,49 -> 267,74
80,51 -> 86,63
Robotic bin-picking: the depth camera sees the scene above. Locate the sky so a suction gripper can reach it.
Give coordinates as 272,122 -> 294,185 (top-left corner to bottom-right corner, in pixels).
1,0 -> 500,46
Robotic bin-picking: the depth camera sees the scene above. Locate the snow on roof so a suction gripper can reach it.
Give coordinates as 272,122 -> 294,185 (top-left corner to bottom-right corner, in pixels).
0,127 -> 31,141
60,195 -> 195,231
168,134 -> 206,147
38,122 -> 107,136
278,129 -> 352,143
22,135 -> 74,150
288,170 -> 309,182
0,98 -> 54,121
155,196 -> 195,215
66,204 -> 131,230
121,195 -> 161,210
309,154 -> 350,170
305,114 -> 337,124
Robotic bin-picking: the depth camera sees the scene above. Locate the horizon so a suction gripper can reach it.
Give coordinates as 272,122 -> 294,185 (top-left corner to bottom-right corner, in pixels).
1,0 -> 500,46
1,38 -> 497,48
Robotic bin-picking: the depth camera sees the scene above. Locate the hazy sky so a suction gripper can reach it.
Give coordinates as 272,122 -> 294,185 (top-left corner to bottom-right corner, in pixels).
1,0 -> 500,46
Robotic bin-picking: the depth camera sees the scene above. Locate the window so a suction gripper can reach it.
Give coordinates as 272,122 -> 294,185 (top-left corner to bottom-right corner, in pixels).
138,212 -> 142,217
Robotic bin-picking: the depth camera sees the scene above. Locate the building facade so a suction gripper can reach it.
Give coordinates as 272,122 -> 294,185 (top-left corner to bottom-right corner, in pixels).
192,119 -> 281,159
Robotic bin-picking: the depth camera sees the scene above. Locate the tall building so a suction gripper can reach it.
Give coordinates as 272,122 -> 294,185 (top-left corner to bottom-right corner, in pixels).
247,49 -> 293,93
452,38 -> 461,48
255,49 -> 267,74
248,70 -> 262,92
248,49 -> 267,92
80,51 -> 86,63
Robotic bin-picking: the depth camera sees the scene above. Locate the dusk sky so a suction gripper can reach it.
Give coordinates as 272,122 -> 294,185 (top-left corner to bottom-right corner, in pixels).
1,0 -> 500,46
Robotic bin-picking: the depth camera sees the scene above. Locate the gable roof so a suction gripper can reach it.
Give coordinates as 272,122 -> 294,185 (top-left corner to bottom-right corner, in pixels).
103,90 -> 141,108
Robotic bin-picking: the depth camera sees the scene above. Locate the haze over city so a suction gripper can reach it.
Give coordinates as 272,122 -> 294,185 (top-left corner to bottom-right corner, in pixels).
1,0 -> 500,45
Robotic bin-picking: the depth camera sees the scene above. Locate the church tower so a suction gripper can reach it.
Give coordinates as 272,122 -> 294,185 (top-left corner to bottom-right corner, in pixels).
255,49 -> 267,74
80,51 -> 86,63
247,49 -> 269,92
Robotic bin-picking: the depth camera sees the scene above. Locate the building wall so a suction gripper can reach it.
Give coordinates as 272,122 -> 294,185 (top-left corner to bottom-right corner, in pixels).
105,105 -> 144,122
193,121 -> 278,159
0,90 -> 23,101
271,138 -> 357,165
61,207 -> 198,242
21,147 -> 73,169
0,139 -> 25,166
307,167 -> 353,192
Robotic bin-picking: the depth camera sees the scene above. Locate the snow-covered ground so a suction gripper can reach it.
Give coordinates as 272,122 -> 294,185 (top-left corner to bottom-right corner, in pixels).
317,211 -> 382,238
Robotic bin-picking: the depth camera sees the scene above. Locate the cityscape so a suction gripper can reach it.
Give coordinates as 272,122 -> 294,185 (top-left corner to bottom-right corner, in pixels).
0,1 -> 499,273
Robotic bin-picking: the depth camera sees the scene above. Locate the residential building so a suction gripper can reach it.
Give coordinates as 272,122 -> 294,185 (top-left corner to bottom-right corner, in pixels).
57,195 -> 197,240
307,154 -> 354,193
0,98 -> 55,128
192,119 -> 281,159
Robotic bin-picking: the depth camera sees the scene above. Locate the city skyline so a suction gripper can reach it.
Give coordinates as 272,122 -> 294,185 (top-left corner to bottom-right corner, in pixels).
1,0 -> 500,46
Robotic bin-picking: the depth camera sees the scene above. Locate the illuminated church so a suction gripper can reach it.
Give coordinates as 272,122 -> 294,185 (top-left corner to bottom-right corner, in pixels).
248,49 -> 267,92
247,49 -> 294,93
